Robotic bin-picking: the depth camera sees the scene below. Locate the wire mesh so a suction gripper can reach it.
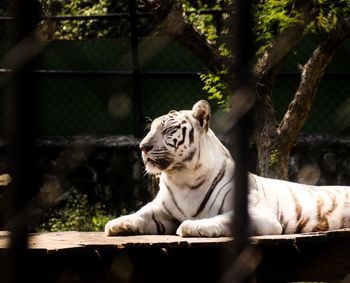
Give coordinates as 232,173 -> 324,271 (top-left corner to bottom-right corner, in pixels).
0,0 -> 349,282
0,2 -> 348,137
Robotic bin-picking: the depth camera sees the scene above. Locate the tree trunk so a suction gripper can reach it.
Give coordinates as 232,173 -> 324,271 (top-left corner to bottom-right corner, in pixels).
255,15 -> 350,180
252,3 -> 316,179
141,0 -> 350,180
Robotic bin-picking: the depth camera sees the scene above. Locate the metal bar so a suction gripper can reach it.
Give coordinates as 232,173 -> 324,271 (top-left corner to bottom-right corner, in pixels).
222,0 -> 257,282
129,0 -> 143,138
0,69 -> 205,77
0,9 -> 230,21
0,13 -> 129,21
0,0 -> 40,282
0,67 -> 349,77
231,0 -> 254,241
1,69 -> 348,78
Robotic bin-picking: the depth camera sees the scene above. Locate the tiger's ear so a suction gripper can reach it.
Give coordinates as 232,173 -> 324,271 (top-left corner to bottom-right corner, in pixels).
192,100 -> 211,132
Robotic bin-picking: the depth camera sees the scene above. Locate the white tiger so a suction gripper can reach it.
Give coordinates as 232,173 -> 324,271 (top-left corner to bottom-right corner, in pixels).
105,100 -> 350,237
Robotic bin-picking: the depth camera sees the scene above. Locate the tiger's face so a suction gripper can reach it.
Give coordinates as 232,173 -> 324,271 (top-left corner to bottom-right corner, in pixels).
140,100 -> 211,174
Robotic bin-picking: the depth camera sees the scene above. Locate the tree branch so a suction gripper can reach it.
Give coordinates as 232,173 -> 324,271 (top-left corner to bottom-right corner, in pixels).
253,2 -> 317,178
277,16 -> 350,152
253,1 -> 316,130
142,0 -> 230,75
254,6 -> 314,80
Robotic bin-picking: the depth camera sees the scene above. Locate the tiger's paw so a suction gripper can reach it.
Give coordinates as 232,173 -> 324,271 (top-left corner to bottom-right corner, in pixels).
105,215 -> 145,236
176,219 -> 230,237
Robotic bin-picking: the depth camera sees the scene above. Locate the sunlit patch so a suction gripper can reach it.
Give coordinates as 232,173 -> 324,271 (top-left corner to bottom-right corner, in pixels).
38,174 -> 64,208
0,173 -> 11,186
108,94 -> 131,119
297,163 -> 320,185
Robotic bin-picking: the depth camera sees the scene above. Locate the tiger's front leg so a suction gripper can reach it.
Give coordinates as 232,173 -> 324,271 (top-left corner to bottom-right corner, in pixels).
176,213 -> 233,237
105,202 -> 177,236
176,206 -> 283,237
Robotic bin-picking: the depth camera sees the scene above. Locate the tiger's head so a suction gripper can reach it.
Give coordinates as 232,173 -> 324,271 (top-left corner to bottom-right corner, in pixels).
140,100 -> 211,174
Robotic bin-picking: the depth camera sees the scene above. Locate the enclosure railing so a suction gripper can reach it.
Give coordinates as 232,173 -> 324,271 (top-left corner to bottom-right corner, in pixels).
0,3 -> 349,140
0,1 -> 350,282
0,1 -> 256,283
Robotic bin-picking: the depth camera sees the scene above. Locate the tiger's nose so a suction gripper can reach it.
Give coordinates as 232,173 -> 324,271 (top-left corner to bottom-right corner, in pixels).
140,144 -> 153,154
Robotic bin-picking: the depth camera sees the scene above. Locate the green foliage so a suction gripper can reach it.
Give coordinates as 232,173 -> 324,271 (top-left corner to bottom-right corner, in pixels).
193,0 -> 350,107
36,188 -> 113,232
182,0 -> 222,42
269,148 -> 279,168
256,0 -> 350,47
200,71 -> 229,106
39,0 -> 129,39
256,0 -> 302,45
311,0 -> 350,33
182,0 -> 233,108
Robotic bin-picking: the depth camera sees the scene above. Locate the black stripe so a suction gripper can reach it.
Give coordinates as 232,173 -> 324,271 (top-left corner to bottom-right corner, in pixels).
280,213 -> 287,234
218,189 -> 231,214
171,162 -> 186,171
193,161 -> 226,217
182,148 -> 197,163
189,128 -> 194,144
162,201 -> 175,218
195,140 -> 201,168
162,201 -> 181,224
175,127 -> 187,149
208,175 -> 233,212
165,140 -> 175,148
169,129 -> 178,135
190,177 -> 206,190
164,181 -> 186,217
152,211 -> 165,234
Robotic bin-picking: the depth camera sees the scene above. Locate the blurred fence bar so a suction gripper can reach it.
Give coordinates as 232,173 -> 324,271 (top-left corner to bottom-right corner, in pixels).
223,0 -> 257,282
0,1 -> 348,282
0,0 -> 41,282
129,0 -> 143,137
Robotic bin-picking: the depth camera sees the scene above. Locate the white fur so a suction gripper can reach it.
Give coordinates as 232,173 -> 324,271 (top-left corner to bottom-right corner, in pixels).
105,101 -> 350,237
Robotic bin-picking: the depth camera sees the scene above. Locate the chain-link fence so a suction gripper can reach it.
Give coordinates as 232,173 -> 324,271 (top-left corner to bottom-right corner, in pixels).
0,2 -> 348,138
0,1 -> 350,282
273,35 -> 350,134
0,0 -> 349,226
0,0 -> 348,221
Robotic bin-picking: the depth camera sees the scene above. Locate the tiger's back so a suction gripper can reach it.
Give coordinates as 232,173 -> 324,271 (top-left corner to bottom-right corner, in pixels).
251,175 -> 350,234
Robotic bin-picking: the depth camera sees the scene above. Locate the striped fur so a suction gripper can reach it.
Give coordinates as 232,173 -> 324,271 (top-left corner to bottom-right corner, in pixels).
105,100 -> 350,237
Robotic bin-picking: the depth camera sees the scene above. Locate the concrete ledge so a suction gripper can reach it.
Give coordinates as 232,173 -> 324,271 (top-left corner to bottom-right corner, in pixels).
1,229 -> 350,282
0,231 -> 234,252
0,228 -> 349,252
